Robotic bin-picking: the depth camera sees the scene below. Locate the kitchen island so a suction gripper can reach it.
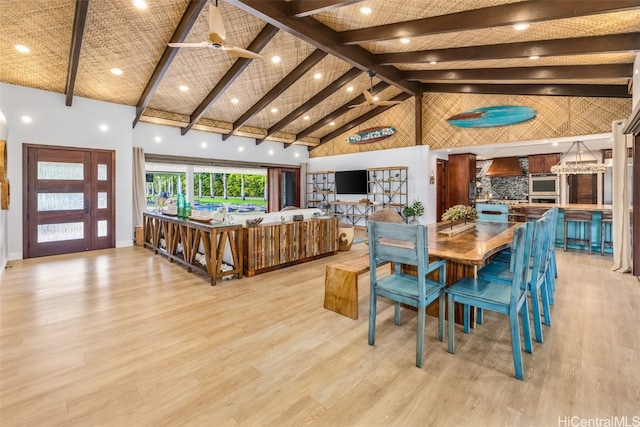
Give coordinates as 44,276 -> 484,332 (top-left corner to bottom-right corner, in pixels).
512,203 -> 628,253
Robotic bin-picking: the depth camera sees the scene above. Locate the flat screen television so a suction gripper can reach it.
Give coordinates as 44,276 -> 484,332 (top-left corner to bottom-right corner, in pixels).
335,169 -> 368,195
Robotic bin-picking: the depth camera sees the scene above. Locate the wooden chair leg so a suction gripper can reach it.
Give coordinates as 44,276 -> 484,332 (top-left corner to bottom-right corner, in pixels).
394,302 -> 401,326
540,277 -> 552,326
416,306 -> 425,368
510,310 -> 524,380
447,294 -> 456,354
437,292 -> 445,342
521,298 -> 533,354
368,290 -> 377,346
529,285 -> 543,343
463,304 -> 470,334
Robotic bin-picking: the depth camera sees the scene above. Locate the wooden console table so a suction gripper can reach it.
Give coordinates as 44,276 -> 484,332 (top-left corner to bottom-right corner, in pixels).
142,212 -> 243,285
243,217 -> 338,276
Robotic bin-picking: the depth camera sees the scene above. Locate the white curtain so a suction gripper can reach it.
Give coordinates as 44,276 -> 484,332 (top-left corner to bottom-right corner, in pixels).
132,147 -> 146,229
610,120 -> 632,273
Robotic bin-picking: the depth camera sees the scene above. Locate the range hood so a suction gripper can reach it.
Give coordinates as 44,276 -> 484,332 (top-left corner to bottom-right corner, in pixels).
485,157 -> 524,177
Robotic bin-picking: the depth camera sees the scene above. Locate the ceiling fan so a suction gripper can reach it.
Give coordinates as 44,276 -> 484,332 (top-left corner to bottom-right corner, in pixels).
349,70 -> 403,108
168,1 -> 262,59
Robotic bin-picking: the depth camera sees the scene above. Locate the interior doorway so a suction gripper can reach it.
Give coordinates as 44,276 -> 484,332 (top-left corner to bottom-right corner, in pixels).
23,144 -> 115,258
436,159 -> 448,221
568,173 -> 597,204
267,167 -> 300,212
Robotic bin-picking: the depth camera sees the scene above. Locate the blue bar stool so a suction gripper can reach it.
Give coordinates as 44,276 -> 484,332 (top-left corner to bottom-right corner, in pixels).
564,210 -> 593,254
600,210 -> 613,255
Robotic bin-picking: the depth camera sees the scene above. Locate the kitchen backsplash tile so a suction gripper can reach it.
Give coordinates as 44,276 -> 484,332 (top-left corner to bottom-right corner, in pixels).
477,157 -> 529,200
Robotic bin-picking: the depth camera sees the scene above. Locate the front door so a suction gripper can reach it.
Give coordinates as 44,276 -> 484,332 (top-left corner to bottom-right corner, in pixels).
23,144 -> 115,258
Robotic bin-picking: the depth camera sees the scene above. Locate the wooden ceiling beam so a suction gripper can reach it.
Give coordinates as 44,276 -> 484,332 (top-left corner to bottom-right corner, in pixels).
377,33 -> 640,65
222,49 -> 328,141
318,93 -> 411,145
288,0 -> 365,18
255,67 -> 362,145
64,0 -> 89,107
133,0 -> 207,128
421,83 -> 631,98
406,63 -> 633,81
340,1 -> 640,44
181,24 -> 278,136
227,0 -> 420,95
295,82 -> 390,140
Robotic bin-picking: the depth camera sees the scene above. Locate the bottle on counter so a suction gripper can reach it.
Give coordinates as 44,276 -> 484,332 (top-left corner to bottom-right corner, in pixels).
177,193 -> 186,218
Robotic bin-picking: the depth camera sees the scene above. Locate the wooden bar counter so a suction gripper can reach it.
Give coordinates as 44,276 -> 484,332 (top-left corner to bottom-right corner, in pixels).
243,217 -> 338,276
143,212 -> 243,285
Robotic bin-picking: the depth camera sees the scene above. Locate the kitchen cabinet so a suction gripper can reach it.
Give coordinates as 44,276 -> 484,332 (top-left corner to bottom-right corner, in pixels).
528,153 -> 560,174
447,153 -> 476,207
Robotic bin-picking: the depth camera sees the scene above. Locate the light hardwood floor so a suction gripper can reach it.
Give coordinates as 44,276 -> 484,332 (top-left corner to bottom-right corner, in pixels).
1,243 -> 639,426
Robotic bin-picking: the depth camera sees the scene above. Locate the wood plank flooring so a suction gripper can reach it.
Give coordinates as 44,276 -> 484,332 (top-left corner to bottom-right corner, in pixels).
1,244 -> 639,426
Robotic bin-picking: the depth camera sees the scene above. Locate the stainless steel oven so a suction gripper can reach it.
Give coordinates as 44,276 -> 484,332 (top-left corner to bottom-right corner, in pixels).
529,195 -> 559,204
529,174 -> 559,203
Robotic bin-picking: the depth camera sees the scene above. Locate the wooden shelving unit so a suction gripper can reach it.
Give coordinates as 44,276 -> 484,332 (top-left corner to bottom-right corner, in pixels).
368,166 -> 408,215
306,171 -> 334,209
329,201 -> 375,226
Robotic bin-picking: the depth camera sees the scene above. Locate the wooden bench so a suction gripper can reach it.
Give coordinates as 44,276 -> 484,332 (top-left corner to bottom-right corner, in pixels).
323,255 -> 390,320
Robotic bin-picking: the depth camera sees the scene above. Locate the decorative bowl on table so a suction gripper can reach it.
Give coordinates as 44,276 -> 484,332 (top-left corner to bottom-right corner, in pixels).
245,218 -> 263,227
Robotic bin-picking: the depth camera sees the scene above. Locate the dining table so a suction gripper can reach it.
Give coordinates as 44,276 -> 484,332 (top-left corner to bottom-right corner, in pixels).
403,220 -> 521,325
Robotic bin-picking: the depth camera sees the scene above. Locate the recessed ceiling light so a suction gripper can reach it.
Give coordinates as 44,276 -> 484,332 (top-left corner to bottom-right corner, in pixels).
110,67 -> 123,75
552,142 -> 558,146
99,124 -> 108,132
346,86 -> 353,92
513,23 -> 529,31
179,85 -> 189,91
529,55 -> 539,60
21,115 -> 32,123
303,115 -> 310,120
14,44 -> 31,53
360,6 -> 372,14
154,136 -> 162,143
270,107 -> 278,113
429,61 -> 437,65
313,73 -> 322,80
271,56 -> 281,64
447,149 -> 452,152
268,150 -> 274,155
231,98 -> 239,104
373,96 -> 379,102
201,142 -> 207,148
133,0 -> 148,9
329,121 -> 335,126
400,38 -> 410,44
295,153 -> 300,157
238,146 -> 244,152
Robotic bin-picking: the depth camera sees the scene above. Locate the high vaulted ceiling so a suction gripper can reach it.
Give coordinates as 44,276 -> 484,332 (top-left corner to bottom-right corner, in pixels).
1,0 -> 638,149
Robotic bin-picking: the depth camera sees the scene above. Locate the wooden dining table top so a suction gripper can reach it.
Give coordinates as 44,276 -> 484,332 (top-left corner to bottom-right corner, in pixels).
427,221 -> 520,266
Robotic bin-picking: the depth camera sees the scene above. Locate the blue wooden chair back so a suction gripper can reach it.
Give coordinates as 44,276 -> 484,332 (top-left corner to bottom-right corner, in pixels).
476,203 -> 509,222
368,221 -> 427,269
509,221 -> 535,307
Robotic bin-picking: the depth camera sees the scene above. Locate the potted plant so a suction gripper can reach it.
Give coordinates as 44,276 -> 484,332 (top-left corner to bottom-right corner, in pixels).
441,204 -> 478,227
403,200 -> 425,225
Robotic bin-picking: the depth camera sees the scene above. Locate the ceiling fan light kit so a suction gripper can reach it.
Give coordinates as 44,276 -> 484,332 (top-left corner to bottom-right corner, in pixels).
349,70 -> 403,108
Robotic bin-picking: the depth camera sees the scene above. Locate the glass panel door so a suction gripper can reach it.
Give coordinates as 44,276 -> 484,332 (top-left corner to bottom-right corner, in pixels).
24,145 -> 115,258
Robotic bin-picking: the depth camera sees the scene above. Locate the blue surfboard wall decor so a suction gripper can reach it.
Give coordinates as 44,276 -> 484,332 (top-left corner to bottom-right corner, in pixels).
446,105 -> 536,128
347,126 -> 395,144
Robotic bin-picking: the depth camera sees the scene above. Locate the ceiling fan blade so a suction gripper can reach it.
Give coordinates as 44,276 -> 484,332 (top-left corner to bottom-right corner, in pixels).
168,41 -> 211,48
348,103 -> 369,108
362,90 -> 374,104
375,100 -> 403,106
209,3 -> 226,40
223,45 -> 263,59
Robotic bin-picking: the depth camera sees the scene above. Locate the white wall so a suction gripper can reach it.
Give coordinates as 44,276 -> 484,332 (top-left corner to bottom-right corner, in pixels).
0,83 -> 310,260
308,146 -> 439,224
633,53 -> 640,110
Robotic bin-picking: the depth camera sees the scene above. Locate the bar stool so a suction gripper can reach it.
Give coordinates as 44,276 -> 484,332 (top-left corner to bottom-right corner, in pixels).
564,210 -> 593,254
600,211 -> 613,255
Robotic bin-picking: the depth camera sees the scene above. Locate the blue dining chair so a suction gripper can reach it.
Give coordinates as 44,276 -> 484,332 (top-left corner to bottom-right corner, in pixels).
477,216 -> 550,343
476,202 -> 509,222
446,222 -> 533,380
367,221 -> 447,368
